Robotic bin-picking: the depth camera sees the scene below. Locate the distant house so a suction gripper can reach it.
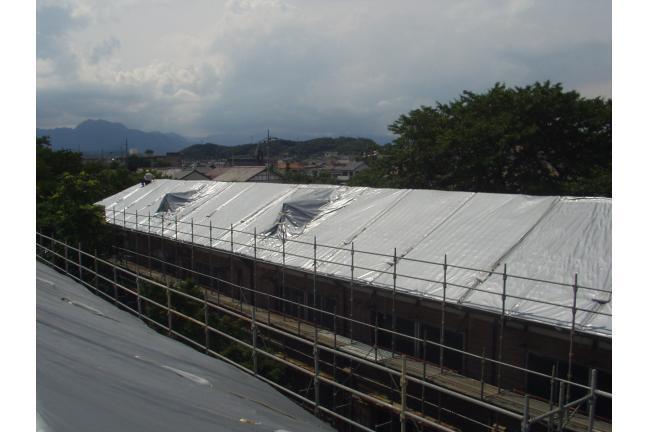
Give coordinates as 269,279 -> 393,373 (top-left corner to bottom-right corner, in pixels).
159,167 -> 212,180
177,169 -> 211,180
315,161 -> 368,182
206,166 -> 283,183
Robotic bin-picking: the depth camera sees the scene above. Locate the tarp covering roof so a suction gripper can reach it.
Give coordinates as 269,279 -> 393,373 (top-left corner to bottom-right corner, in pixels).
96,180 -> 612,337
37,262 -> 333,432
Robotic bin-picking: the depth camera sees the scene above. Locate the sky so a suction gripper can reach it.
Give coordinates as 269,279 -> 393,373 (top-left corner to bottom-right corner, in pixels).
36,0 -> 611,144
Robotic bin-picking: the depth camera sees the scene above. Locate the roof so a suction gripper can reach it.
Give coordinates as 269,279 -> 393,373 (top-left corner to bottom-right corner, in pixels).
97,180 -> 612,337
206,166 -> 268,182
36,261 -> 333,432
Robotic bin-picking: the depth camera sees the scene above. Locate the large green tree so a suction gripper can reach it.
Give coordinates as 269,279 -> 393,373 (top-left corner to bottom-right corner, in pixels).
351,82 -> 611,196
36,139 -> 144,249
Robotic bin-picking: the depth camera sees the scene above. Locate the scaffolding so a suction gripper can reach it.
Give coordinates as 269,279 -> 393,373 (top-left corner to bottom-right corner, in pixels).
36,231 -> 611,432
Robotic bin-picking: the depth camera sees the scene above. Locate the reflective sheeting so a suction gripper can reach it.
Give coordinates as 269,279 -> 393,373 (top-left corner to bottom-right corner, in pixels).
96,180 -> 612,337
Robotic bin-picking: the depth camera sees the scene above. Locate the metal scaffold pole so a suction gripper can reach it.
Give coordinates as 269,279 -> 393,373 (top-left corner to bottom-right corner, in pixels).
147,211 -> 152,275
566,273 -> 578,403
440,254 -> 447,373
64,239 -> 69,273
350,242 -> 355,343
190,218 -> 195,272
252,305 -> 258,376
548,364 -> 556,432
400,356 -> 408,432
392,247 -> 397,357
557,381 -> 565,432
135,268 -> 141,318
587,369 -> 597,432
203,289 -> 210,354
93,249 -> 98,289
314,327 -> 321,413
78,242 -> 83,281
421,330 -> 428,415
135,210 -> 139,265
166,281 -> 173,336
281,231 -> 286,319
253,227 -> 257,314
313,236 -> 317,329
521,394 -> 530,432
498,263 -> 507,393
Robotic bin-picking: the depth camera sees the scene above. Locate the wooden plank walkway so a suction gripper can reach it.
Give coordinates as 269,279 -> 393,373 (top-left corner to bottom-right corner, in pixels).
117,259 -> 611,432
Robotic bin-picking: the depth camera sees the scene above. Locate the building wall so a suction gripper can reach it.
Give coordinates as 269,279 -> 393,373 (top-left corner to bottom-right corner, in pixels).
122,229 -> 612,422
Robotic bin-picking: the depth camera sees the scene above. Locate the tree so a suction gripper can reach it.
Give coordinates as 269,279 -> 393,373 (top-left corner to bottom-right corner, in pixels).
354,82 -> 611,196
36,136 -> 143,249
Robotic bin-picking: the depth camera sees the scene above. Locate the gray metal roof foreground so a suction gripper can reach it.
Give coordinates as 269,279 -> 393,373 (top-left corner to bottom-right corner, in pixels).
36,262 -> 333,432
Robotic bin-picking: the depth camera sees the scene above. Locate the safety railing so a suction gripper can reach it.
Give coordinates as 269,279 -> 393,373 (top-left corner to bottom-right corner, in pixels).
36,231 -> 609,432
108,207 -> 611,399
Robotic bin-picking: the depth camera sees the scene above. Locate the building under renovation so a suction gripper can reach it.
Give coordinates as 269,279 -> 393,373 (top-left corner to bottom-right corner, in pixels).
87,179 -> 611,432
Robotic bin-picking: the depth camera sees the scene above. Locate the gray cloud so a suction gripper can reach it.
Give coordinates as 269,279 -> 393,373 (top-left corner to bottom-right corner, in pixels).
90,37 -> 121,63
36,0 -> 611,144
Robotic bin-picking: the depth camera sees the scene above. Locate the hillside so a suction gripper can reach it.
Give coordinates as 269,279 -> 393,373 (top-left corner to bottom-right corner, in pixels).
180,137 -> 379,160
37,119 -> 189,154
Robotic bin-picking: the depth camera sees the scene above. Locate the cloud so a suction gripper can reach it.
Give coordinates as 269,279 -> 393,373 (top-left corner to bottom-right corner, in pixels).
90,37 -> 120,63
36,0 -> 611,143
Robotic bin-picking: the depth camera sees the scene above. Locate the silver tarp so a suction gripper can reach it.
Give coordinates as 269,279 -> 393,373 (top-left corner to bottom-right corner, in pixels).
97,180 -> 612,337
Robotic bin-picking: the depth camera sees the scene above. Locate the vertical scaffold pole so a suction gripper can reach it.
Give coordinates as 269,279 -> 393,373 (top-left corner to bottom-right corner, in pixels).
548,364 -> 556,432
230,224 -> 235,304
400,356 -> 407,432
148,211 -> 152,276
480,347 -> 486,399
392,247 -> 397,357
135,210 -> 140,266
174,215 -> 179,278
203,289 -> 210,354
161,213 -> 167,283
566,273 -> 578,403
587,369 -> 598,432
253,227 -> 257,314
78,242 -> 83,281
440,254 -> 447,372
421,330 -> 427,414
112,262 -> 118,301
350,242 -> 355,343
313,236 -> 317,328
123,208 -> 126,228
208,219 -> 216,300
252,305 -> 258,376
93,249 -> 98,290
64,239 -> 69,273
557,381 -> 565,432
281,230 -> 286,319
314,327 -> 320,413
190,218 -> 194,272
113,207 -> 116,225
135,268 -> 141,318
166,281 -> 173,336
374,314 -> 379,362
521,394 -> 530,432
498,263 -> 507,393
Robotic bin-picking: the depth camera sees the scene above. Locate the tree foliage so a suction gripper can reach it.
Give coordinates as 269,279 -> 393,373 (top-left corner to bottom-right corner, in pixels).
37,139 -> 143,249
351,82 -> 611,196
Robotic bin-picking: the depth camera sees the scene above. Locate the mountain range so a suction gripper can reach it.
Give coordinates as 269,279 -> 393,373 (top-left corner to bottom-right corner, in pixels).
36,120 -> 189,155
36,119 -> 385,156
